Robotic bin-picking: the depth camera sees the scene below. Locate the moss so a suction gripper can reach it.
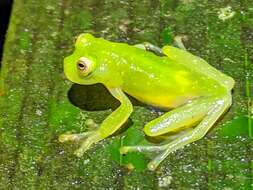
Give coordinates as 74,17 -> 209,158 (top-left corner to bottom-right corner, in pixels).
0,0 -> 252,189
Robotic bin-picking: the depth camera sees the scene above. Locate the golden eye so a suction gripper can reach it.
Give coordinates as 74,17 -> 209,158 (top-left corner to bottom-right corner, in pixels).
76,57 -> 92,73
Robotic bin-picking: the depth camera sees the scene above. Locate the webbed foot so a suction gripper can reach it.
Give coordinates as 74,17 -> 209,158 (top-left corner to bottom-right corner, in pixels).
59,131 -> 102,157
120,144 -> 168,171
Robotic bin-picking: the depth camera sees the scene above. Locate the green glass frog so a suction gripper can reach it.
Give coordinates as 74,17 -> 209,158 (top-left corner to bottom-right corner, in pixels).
60,33 -> 234,170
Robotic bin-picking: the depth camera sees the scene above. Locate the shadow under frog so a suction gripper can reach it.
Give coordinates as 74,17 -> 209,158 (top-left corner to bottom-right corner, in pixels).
68,83 -> 147,111
68,83 -> 165,141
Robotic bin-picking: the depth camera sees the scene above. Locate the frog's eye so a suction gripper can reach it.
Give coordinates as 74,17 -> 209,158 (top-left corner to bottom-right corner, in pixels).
76,57 -> 92,75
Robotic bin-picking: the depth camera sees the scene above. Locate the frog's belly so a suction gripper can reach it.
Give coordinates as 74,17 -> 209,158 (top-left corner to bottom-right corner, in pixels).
126,90 -> 197,109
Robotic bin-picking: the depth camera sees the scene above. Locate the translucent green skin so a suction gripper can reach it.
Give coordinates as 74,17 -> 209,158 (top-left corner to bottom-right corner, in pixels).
62,33 -> 234,170
64,34 -> 233,109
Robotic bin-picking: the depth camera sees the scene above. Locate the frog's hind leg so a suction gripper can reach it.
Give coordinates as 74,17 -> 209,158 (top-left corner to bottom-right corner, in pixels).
134,42 -> 164,56
148,94 -> 231,170
120,129 -> 192,154
173,35 -> 187,50
59,131 -> 94,142
121,94 -> 232,170
120,97 -> 211,154
162,46 -> 235,91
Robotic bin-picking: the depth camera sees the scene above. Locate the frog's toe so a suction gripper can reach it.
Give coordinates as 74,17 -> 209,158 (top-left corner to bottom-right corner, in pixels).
74,132 -> 102,157
74,148 -> 86,157
59,131 -> 94,143
147,161 -> 158,171
59,131 -> 103,157
59,134 -> 78,143
119,146 -> 130,154
120,145 -> 168,171
74,139 -> 93,157
120,145 -> 166,154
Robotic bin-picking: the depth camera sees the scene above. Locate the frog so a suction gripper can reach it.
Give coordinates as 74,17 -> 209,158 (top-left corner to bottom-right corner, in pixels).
59,33 -> 234,171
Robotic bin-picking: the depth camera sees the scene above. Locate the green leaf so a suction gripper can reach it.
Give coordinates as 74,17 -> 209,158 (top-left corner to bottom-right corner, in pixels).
217,115 -> 253,138
161,26 -> 174,45
107,125 -> 149,171
1,0 -> 252,189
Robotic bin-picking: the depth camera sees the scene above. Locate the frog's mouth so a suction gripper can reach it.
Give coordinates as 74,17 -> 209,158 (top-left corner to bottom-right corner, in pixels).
83,71 -> 93,80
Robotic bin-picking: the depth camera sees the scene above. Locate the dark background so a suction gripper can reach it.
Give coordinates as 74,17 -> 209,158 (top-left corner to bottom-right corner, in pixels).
0,0 -> 13,66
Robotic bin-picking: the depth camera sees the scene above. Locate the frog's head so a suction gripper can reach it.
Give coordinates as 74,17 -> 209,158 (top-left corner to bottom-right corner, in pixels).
63,33 -> 100,85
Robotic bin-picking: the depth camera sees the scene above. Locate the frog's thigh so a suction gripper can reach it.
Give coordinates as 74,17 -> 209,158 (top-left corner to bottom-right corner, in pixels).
121,97 -> 213,154
161,45 -> 235,90
173,35 -> 187,50
144,97 -> 213,137
147,94 -> 231,170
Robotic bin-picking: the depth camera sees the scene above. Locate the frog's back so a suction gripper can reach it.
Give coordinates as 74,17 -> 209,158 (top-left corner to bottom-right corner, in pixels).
110,43 -> 218,108
162,46 -> 235,91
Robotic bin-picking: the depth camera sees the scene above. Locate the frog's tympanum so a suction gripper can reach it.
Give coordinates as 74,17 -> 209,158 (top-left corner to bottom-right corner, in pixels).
60,33 -> 234,170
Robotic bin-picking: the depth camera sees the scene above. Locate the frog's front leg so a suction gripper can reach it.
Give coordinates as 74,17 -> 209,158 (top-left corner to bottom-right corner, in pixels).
59,87 -> 133,157
121,94 -> 231,170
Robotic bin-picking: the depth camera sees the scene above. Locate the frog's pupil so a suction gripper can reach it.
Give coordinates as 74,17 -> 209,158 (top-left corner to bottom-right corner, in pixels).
78,62 -> 86,70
